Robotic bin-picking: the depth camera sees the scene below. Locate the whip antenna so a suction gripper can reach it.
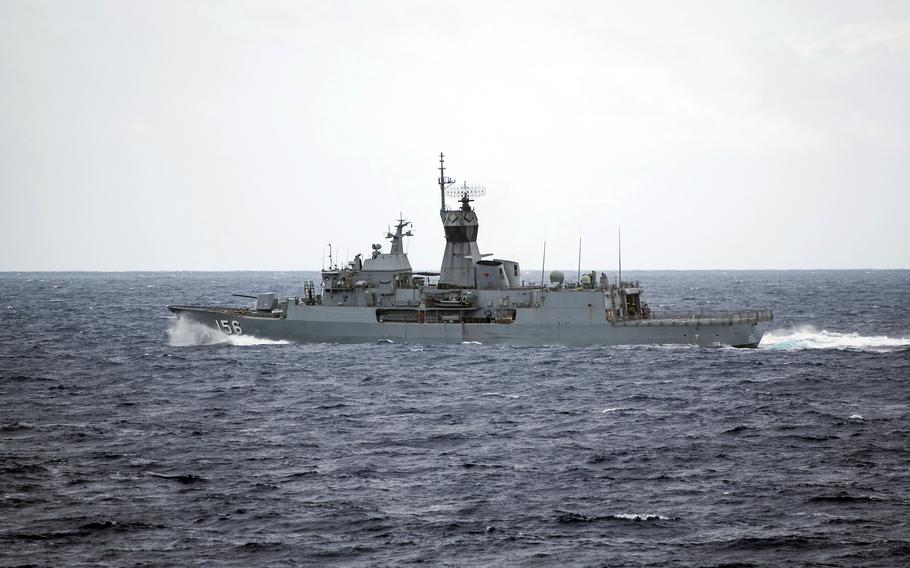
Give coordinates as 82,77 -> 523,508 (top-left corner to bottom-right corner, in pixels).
438,152 -> 456,211
618,226 -> 622,286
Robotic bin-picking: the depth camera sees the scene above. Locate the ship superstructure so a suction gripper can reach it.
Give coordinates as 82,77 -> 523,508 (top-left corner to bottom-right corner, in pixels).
169,154 -> 772,347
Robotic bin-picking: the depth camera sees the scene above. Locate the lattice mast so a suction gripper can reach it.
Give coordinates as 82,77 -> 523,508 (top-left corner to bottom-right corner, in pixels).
438,152 -> 454,211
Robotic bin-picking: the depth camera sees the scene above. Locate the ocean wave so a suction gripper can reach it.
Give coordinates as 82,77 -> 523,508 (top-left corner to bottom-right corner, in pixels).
759,326 -> 910,352
611,513 -> 675,521
556,511 -> 676,523
167,318 -> 288,347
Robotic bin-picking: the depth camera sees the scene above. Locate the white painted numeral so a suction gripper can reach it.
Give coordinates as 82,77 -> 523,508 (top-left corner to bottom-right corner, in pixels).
216,319 -> 243,335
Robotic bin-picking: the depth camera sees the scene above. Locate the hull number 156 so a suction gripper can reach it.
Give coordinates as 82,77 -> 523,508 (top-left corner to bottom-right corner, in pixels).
216,320 -> 243,335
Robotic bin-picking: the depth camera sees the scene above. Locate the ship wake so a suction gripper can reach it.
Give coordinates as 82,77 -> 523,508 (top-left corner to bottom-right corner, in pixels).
760,326 -> 910,353
167,317 -> 289,347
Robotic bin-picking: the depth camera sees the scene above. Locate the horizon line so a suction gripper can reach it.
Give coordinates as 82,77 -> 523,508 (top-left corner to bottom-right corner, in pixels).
2,267 -> 908,273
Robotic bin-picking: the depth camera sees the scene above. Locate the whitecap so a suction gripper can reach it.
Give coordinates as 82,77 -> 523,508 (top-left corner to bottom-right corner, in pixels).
612,513 -> 673,521
849,414 -> 863,420
760,326 -> 910,353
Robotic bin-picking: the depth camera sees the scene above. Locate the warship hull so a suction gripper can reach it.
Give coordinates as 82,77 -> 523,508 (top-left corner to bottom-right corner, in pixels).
169,306 -> 771,348
168,153 -> 773,347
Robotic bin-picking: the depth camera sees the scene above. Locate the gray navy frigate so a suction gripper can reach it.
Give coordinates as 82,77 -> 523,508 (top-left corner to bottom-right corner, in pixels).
169,154 -> 772,347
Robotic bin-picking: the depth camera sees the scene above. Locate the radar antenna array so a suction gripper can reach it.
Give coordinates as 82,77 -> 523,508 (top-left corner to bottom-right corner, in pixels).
445,182 -> 487,199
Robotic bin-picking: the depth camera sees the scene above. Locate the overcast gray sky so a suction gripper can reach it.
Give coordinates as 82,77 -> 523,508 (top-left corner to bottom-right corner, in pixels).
2,0 -> 908,271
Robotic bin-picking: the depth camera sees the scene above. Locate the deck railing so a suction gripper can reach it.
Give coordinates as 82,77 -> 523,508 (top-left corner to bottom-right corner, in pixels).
615,309 -> 773,325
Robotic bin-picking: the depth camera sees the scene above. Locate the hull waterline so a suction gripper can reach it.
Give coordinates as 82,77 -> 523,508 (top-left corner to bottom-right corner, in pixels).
169,305 -> 771,348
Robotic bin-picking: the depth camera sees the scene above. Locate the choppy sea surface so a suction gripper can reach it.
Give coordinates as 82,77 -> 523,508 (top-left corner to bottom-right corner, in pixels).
1,270 -> 909,567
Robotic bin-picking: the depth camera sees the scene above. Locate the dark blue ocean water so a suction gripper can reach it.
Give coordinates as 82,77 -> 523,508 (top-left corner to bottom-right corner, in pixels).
1,270 -> 909,567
